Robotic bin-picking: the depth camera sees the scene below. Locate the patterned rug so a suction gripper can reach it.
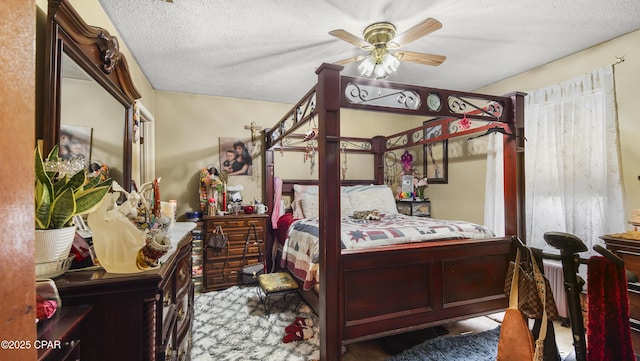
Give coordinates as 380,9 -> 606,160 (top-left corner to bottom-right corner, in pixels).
387,326 -> 500,361
191,285 -> 319,361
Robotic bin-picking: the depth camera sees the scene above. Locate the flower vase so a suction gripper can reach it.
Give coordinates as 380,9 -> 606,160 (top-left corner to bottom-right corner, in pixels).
415,187 -> 425,200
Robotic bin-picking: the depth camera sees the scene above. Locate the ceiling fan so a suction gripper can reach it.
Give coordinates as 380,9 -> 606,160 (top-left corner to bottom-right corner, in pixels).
329,18 -> 446,79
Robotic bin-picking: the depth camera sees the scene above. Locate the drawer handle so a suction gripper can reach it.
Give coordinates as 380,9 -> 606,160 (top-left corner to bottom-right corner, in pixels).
179,268 -> 188,281
163,290 -> 172,307
165,345 -> 173,359
64,340 -> 76,348
179,351 -> 187,361
178,307 -> 186,321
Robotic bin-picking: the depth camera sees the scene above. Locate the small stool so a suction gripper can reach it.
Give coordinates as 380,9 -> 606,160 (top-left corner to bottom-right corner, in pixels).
257,272 -> 300,314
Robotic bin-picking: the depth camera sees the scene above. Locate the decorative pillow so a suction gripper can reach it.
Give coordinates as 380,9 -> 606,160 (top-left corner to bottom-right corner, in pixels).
293,184 -> 318,200
291,198 -> 305,219
343,185 -> 398,215
294,184 -> 354,219
300,193 -> 319,219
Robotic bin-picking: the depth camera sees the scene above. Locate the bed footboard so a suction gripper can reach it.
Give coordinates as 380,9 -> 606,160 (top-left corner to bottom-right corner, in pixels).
339,238 -> 512,343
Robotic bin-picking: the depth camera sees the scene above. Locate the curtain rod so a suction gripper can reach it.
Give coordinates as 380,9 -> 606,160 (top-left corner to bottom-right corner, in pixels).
613,55 -> 625,66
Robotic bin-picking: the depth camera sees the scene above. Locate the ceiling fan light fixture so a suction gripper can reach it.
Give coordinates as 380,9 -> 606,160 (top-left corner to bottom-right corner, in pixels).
373,64 -> 388,79
358,56 -> 376,77
382,53 -> 400,74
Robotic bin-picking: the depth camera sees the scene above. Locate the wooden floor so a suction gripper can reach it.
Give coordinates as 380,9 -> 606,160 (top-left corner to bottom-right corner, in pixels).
341,313 -> 574,361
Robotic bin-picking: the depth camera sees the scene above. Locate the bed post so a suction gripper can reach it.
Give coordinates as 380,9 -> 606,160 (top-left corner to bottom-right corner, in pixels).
315,63 -> 344,361
372,136 -> 386,184
503,92 -> 527,238
263,144 -> 275,270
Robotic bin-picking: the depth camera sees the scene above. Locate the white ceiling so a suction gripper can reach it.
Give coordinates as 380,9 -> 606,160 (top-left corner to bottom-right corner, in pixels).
97,0 -> 640,104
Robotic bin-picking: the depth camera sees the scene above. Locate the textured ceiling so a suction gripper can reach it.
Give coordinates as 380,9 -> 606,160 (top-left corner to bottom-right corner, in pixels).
97,0 -> 640,104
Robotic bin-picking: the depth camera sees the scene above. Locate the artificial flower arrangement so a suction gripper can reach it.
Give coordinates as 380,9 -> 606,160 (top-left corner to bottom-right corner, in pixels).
199,166 -> 228,214
397,150 -> 429,200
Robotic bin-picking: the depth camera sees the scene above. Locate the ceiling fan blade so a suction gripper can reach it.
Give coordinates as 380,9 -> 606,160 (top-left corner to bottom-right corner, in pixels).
395,51 -> 446,66
390,18 -> 442,48
329,29 -> 372,49
333,55 -> 367,66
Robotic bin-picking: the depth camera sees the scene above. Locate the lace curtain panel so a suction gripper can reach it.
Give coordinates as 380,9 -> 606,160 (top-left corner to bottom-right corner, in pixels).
485,65 -> 625,252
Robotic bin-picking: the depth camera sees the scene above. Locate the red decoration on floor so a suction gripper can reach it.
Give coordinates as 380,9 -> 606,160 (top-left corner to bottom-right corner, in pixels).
285,317 -> 314,333
586,256 -> 635,361
282,326 -> 313,343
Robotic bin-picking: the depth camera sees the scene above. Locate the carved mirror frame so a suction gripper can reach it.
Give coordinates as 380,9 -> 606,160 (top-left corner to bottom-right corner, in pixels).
43,0 -> 141,191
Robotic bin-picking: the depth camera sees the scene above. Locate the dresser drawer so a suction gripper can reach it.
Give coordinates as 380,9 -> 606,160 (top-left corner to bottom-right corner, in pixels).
37,306 -> 91,361
206,217 -> 265,229
205,243 -> 263,261
176,291 -> 191,336
205,273 -> 239,290
175,252 -> 192,297
176,327 -> 191,361
39,333 -> 82,361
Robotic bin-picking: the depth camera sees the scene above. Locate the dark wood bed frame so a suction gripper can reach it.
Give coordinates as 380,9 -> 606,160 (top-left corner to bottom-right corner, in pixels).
263,63 -> 526,360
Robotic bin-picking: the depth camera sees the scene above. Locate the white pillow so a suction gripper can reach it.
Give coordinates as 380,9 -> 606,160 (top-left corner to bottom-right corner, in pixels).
291,198 -> 305,219
344,185 -> 398,215
295,185 -> 354,219
293,184 -> 318,200
300,193 -> 319,219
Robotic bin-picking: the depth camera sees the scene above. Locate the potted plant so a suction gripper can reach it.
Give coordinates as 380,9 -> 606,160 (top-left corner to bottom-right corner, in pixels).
35,145 -> 112,263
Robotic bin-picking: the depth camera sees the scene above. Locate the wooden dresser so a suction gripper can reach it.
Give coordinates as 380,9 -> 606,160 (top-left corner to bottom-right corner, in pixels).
54,223 -> 195,361
600,235 -> 640,356
37,305 -> 91,361
202,214 -> 267,292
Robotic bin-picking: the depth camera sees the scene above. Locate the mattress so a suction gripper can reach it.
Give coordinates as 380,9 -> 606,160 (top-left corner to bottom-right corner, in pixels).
280,213 -> 495,290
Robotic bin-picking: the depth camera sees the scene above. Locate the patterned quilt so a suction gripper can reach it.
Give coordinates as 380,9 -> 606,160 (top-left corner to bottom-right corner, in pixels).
280,214 -> 495,290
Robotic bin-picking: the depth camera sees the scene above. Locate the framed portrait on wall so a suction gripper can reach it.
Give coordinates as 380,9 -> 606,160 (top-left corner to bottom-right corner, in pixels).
423,123 -> 448,184
60,124 -> 92,165
219,137 -> 253,176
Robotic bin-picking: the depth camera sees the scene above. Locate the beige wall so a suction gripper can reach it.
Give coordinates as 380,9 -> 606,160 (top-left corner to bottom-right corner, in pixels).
477,30 -> 640,226
153,91 -> 415,218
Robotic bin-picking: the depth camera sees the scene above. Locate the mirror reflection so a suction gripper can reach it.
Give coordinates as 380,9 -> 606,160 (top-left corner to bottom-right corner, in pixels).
60,52 -> 125,186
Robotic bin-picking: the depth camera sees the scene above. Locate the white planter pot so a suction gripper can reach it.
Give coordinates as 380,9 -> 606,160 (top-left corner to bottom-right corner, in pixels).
35,226 -> 77,263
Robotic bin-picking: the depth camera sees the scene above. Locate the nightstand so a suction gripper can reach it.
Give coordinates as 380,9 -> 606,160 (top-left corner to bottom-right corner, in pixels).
396,199 -> 431,217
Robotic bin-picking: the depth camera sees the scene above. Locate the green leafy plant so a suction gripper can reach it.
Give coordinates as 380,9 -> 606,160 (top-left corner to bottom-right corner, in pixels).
35,145 -> 112,230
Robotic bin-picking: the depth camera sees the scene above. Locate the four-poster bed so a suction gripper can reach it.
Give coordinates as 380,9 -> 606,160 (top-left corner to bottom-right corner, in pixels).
263,63 -> 526,360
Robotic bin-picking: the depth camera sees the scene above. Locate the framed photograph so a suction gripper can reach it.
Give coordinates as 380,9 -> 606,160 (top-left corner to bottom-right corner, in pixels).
219,137 -> 253,176
59,124 -> 92,165
423,123 -> 448,184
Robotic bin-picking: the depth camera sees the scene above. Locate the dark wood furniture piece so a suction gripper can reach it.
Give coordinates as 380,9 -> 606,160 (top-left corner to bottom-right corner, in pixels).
37,305 -> 91,361
202,214 -> 268,292
263,64 -> 526,359
396,199 -> 431,217
43,0 -> 141,192
53,230 -> 193,361
600,236 -> 640,357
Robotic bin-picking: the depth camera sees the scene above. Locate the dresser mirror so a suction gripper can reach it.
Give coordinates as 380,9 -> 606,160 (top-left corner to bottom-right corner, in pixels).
43,0 -> 140,191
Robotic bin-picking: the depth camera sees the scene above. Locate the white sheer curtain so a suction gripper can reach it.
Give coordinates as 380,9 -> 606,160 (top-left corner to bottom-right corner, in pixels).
484,133 -> 505,237
485,65 -> 625,253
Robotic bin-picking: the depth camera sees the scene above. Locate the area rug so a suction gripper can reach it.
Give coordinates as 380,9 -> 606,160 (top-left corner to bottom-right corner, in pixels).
387,326 -> 501,361
191,285 -> 319,361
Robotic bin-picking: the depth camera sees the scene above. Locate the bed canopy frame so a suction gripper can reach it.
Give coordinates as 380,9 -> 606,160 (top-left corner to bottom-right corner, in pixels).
263,63 -> 526,360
